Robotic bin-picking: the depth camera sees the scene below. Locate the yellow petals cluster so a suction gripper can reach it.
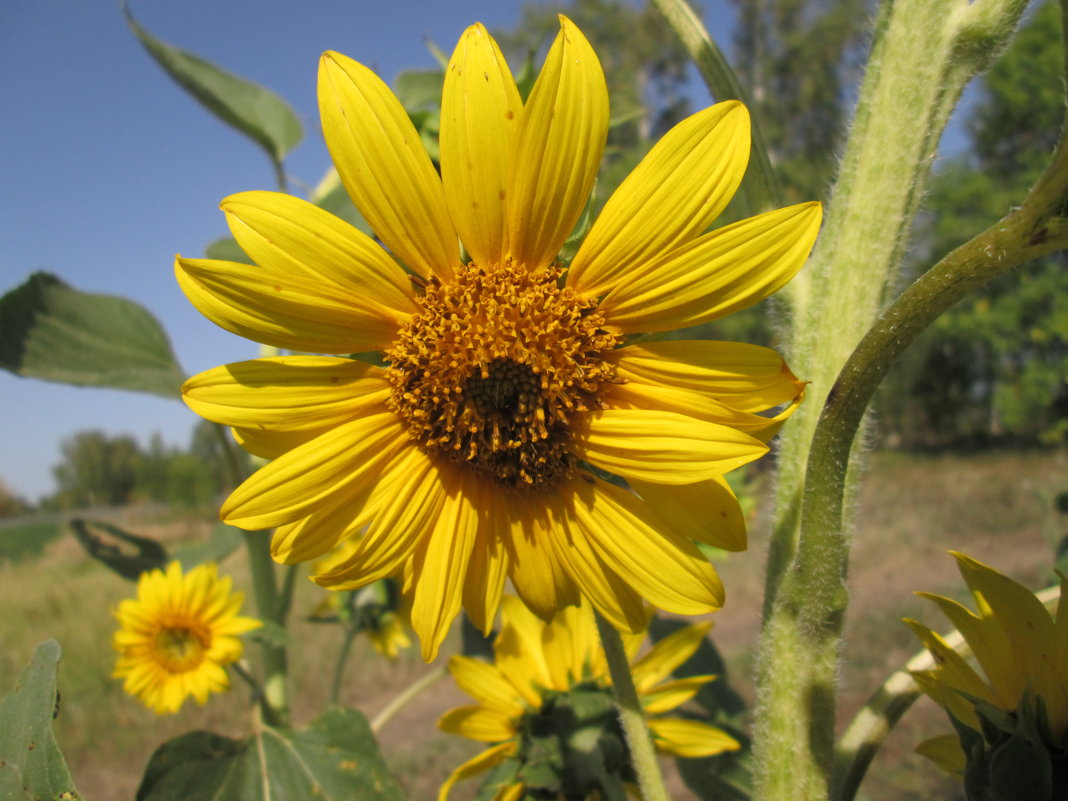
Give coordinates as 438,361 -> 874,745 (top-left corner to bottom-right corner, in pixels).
176,16 -> 820,660
438,596 -> 739,800
112,561 -> 260,715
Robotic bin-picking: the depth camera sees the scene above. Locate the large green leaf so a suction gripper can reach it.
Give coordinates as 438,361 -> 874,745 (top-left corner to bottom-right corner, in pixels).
125,5 -> 303,166
0,641 -> 80,801
0,272 -> 186,398
136,707 -> 404,801
69,518 -> 169,580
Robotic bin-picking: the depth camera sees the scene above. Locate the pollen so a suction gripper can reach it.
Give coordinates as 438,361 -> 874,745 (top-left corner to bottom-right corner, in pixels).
386,259 -> 620,488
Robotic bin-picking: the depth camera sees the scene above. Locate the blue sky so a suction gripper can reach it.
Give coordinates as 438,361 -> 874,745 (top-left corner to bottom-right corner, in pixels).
2,0 -> 737,501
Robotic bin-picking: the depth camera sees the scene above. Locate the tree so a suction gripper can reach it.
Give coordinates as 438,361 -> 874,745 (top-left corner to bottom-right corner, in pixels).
877,1 -> 1068,447
52,429 -> 141,508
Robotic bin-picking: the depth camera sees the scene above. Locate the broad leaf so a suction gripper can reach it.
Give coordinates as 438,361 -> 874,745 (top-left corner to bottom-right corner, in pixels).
69,518 -> 169,580
125,5 -> 303,166
137,707 -> 403,801
312,169 -> 374,236
393,69 -> 444,111
0,641 -> 80,801
0,272 -> 186,398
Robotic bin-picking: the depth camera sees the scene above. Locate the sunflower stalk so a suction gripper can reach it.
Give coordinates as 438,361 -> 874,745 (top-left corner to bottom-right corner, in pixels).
594,611 -> 671,801
747,1 -> 1031,799
243,531 -> 290,727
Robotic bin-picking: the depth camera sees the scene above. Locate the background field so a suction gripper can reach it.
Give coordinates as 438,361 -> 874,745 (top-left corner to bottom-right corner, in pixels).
3,448 -> 1063,801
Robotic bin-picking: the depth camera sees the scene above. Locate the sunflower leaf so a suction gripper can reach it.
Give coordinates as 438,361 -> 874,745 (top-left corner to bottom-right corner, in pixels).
69,518 -> 170,581
204,236 -> 255,266
124,4 -> 303,167
0,641 -> 80,801
136,707 -> 403,801
0,272 -> 186,398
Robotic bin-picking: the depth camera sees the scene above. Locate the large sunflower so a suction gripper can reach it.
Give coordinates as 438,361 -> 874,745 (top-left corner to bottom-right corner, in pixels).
177,17 -> 821,660
438,595 -> 740,801
112,561 -> 261,715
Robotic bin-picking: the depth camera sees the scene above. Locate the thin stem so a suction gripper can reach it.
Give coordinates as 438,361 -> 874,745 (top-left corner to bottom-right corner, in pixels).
331,625 -> 360,705
370,666 -> 448,734
210,422 -> 247,489
271,157 -> 287,194
243,531 -> 290,726
594,612 -> 670,801
648,0 -> 781,214
277,563 -> 299,623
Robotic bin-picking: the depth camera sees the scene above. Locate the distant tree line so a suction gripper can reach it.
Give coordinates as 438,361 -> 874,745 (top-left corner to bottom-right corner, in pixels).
41,421 -> 249,512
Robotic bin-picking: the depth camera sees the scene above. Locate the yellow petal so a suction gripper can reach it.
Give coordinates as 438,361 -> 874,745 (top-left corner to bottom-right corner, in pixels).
502,491 -> 579,622
951,551 -> 1067,729
598,202 -> 822,333
269,481 -> 372,566
447,655 -> 525,717
576,409 -> 767,485
640,676 -> 715,715
904,619 -> 994,714
463,492 -> 510,635
176,256 -> 400,353
494,595 -> 554,706
441,24 -> 521,268
567,477 -> 724,616
183,357 -> 389,431
312,447 -> 443,587
568,101 -> 749,297
437,705 -> 517,743
231,424 -> 330,460
507,16 -> 608,270
221,190 -> 416,317
630,476 -> 747,552
319,50 -> 458,280
410,466 -> 482,661
915,734 -> 966,777
631,622 -> 713,693
437,741 -> 515,801
542,490 -> 648,633
647,717 -> 740,758
221,411 -> 405,530
609,340 -> 803,413
602,381 -> 787,444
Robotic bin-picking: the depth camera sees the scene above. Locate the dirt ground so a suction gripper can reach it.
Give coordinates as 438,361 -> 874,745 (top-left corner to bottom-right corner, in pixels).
6,449 -> 1065,800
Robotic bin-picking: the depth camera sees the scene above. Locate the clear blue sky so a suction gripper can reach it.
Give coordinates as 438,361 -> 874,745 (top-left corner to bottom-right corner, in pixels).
1,0 -> 738,501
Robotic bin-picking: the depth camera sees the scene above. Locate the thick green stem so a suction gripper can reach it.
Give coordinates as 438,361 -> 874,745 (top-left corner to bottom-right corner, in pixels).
244,531 -> 290,726
594,612 -> 670,801
648,0 -> 781,214
752,1 -> 1030,799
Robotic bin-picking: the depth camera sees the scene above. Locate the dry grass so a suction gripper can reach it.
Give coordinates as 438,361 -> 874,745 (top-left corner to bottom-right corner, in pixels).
1,449 -> 1064,800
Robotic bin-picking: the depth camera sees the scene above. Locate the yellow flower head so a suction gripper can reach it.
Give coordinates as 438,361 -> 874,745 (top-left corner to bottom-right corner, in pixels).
177,17 -> 821,660
438,596 -> 739,800
906,552 -> 1068,777
112,561 -> 261,715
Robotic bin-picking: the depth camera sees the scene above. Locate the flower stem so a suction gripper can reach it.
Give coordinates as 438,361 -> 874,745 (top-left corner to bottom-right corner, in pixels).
330,624 -> 360,705
594,611 -> 670,801
370,666 -> 447,734
243,530 -> 290,727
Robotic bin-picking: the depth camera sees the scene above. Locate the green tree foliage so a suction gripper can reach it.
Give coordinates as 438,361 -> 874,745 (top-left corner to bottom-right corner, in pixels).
878,1 -> 1068,447
728,0 -> 870,203
48,422 -> 248,510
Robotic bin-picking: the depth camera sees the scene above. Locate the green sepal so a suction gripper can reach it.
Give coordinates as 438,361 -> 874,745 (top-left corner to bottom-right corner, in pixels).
0,641 -> 80,801
69,518 -> 169,580
136,707 -> 403,801
0,272 -> 186,398
124,3 -> 303,167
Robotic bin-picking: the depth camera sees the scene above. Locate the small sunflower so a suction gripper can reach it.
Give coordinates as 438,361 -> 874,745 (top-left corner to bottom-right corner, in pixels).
438,595 -> 739,800
177,16 -> 821,660
112,561 -> 261,715
906,552 -> 1068,780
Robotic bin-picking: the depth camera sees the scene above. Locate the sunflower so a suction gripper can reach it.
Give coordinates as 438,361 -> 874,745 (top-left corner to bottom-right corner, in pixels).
906,552 -> 1068,778
438,595 -> 739,801
177,17 -> 821,660
112,561 -> 261,715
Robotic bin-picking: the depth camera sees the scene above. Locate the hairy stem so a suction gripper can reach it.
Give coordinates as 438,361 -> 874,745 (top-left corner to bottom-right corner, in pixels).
370,666 -> 448,733
594,612 -> 670,801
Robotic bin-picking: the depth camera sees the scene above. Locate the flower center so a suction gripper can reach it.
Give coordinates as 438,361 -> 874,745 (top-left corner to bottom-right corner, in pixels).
386,260 -> 619,488
153,622 -> 210,673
